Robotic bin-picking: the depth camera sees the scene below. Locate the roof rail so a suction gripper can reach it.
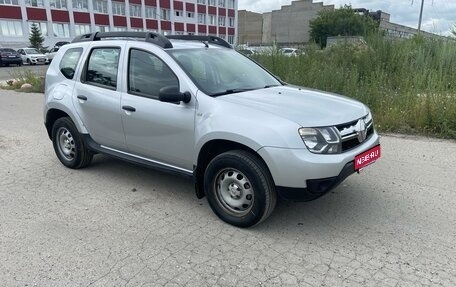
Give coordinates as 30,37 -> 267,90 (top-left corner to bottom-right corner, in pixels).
71,32 -> 173,49
166,35 -> 232,49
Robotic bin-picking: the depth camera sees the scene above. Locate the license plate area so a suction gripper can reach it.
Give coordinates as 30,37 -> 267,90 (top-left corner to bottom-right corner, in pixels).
354,144 -> 381,170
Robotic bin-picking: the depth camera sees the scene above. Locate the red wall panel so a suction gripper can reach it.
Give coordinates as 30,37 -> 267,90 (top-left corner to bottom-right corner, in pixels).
186,23 -> 195,33
198,24 -> 206,34
185,3 -> 194,12
197,4 -> 206,13
208,6 -> 216,15
51,10 -> 70,22
0,5 -> 22,19
26,7 -> 47,21
146,19 -> 158,29
160,20 -> 171,30
160,0 -> 170,9
94,14 -> 109,25
113,15 -> 127,26
130,18 -> 143,28
218,8 -> 226,16
228,9 -> 235,17
144,0 -> 156,5
208,25 -> 216,34
73,12 -> 90,23
218,27 -> 226,35
174,22 -> 184,31
129,0 -> 141,3
173,1 -> 183,10
228,27 -> 235,35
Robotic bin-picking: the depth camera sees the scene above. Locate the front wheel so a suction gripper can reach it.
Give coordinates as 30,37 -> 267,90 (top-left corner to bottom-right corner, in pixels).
51,117 -> 93,169
204,150 -> 277,227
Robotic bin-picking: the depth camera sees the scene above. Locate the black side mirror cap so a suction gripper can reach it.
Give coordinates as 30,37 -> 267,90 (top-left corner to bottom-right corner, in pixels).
159,86 -> 191,103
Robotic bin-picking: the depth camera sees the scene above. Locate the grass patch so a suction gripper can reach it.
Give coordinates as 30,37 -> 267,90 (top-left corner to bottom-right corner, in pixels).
253,34 -> 456,139
1,68 -> 45,93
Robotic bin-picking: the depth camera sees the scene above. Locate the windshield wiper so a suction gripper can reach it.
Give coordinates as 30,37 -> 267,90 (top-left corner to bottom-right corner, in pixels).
211,88 -> 256,97
263,84 -> 281,88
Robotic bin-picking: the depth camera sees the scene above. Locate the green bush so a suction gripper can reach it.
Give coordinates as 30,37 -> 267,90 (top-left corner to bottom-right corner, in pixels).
253,34 -> 456,139
2,69 -> 45,93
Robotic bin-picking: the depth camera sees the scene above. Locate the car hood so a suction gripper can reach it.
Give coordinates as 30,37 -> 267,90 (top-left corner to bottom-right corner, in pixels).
218,86 -> 368,127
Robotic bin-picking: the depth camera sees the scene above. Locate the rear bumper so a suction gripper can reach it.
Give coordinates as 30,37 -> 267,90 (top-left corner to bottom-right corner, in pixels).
275,161 -> 355,201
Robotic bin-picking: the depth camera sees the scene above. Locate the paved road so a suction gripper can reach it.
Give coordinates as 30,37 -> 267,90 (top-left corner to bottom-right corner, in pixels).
1,90 -> 455,287
0,64 -> 48,82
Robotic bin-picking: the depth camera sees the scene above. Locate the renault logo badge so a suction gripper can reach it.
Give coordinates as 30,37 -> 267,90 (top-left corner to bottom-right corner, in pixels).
356,119 -> 367,143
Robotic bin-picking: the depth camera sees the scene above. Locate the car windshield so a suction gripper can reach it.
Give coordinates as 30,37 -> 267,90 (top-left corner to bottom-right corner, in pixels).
0,48 -> 16,53
168,48 -> 281,96
25,48 -> 40,54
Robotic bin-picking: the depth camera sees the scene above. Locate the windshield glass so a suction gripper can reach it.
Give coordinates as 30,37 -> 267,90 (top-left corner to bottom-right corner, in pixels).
168,48 -> 281,96
25,48 -> 40,54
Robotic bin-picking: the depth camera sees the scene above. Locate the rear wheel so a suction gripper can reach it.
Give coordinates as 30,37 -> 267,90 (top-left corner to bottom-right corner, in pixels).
52,117 -> 93,169
204,150 -> 277,227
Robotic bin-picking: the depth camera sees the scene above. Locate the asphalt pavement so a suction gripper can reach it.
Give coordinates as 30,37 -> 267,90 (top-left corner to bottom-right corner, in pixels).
0,90 -> 455,286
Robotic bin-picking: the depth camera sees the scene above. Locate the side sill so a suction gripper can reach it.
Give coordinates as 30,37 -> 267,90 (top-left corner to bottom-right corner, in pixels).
82,134 -> 194,180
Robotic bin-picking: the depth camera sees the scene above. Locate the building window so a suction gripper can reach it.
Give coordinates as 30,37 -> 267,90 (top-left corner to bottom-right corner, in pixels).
219,34 -> 226,40
95,25 -> 109,32
197,0 -> 205,4
218,0 -> 225,7
145,6 -> 156,18
75,24 -> 90,35
228,17 -> 234,27
208,0 -> 215,6
208,15 -> 215,25
227,35 -> 234,44
72,0 -> 88,10
25,0 -> 44,7
198,14 -> 206,24
0,0 -> 19,5
112,1 -> 125,15
53,23 -> 70,37
187,12 -> 194,18
93,0 -> 107,13
175,10 -> 183,17
29,22 -> 47,36
130,4 -> 141,17
228,0 -> 234,9
112,26 -> 127,31
50,0 -> 66,9
218,16 -> 225,26
160,8 -> 170,20
0,20 -> 23,36
162,30 -> 171,35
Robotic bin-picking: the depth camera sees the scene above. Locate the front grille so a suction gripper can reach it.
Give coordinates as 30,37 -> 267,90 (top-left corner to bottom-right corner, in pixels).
337,115 -> 374,152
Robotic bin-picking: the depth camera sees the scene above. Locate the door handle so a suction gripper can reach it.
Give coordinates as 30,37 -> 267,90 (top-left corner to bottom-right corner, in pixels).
122,105 -> 136,112
77,95 -> 87,101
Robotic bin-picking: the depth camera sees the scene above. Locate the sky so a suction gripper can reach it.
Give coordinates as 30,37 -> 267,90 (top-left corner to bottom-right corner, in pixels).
238,0 -> 455,36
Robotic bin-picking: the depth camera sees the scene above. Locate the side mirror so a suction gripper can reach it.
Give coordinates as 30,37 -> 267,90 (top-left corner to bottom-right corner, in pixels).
159,86 -> 191,103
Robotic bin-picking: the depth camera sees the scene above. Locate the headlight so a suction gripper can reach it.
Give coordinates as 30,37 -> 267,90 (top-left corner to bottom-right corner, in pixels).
299,127 -> 341,154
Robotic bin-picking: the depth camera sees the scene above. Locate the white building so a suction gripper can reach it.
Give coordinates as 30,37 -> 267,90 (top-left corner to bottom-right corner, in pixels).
0,0 -> 238,48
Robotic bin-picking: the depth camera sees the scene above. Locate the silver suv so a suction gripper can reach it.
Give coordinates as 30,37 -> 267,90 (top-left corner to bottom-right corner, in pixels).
44,32 -> 380,227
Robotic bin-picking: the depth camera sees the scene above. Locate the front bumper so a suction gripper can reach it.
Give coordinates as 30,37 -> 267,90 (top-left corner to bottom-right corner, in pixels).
1,57 -> 22,65
276,161 -> 355,201
29,57 -> 48,64
257,131 -> 380,201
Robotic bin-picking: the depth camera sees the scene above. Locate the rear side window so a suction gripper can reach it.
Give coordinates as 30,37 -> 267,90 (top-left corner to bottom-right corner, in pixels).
85,47 -> 120,89
59,48 -> 83,79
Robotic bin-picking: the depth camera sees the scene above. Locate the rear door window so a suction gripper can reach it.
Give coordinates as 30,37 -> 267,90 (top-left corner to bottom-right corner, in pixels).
84,47 -> 120,89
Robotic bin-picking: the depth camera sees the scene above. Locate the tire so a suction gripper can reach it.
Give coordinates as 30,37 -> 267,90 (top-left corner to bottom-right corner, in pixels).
51,117 -> 93,169
26,58 -> 30,65
204,150 -> 277,227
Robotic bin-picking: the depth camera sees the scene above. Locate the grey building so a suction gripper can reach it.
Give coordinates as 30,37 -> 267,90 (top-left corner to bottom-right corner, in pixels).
238,0 -> 333,46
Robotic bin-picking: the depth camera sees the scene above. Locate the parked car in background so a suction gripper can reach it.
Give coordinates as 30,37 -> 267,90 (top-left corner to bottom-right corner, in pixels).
17,48 -> 49,65
0,48 -> 22,66
238,48 -> 255,57
45,47 -> 60,63
280,48 -> 303,56
54,41 -> 70,48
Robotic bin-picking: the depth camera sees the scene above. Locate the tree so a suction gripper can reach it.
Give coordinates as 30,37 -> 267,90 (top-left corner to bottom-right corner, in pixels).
310,5 -> 378,48
29,23 -> 45,51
